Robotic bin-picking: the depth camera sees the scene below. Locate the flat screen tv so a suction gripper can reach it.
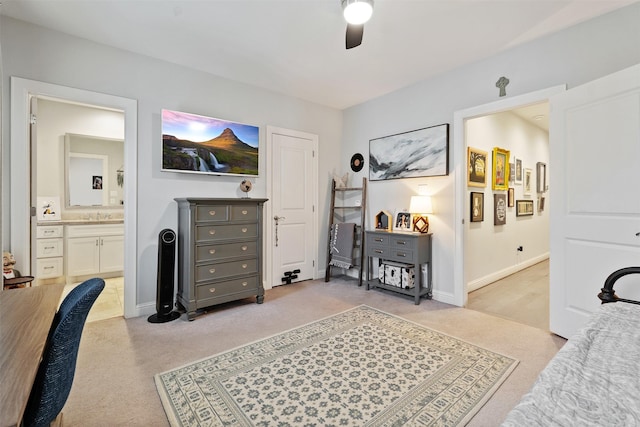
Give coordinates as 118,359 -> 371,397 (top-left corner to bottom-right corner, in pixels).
162,109 -> 259,177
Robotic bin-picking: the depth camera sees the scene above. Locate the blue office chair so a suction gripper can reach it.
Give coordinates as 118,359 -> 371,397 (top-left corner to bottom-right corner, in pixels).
22,277 -> 105,427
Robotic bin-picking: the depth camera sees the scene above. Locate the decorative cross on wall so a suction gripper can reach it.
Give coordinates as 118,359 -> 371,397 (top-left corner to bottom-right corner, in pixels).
496,76 -> 510,97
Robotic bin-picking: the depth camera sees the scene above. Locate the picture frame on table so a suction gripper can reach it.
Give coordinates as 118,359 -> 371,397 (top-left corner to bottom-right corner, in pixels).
393,210 -> 412,231
492,147 -> 510,191
516,199 -> 534,217
37,196 -> 61,221
470,192 -> 484,222
467,146 -> 488,188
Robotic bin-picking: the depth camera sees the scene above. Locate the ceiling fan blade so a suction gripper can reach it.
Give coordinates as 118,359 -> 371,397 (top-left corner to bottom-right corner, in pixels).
345,24 -> 364,49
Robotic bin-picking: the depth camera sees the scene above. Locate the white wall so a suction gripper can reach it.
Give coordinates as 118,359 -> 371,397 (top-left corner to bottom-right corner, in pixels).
341,3 -> 640,303
1,16 -> 343,305
465,111 -> 549,291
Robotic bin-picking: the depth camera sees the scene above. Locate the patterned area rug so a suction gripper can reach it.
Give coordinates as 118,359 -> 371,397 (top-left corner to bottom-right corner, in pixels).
155,305 -> 518,426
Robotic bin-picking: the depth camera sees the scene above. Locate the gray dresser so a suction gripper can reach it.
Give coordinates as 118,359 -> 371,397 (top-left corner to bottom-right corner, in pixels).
175,198 -> 268,320
365,230 -> 432,305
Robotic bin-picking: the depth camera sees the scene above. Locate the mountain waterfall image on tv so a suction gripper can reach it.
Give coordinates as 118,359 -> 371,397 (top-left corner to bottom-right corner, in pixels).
161,109 -> 259,177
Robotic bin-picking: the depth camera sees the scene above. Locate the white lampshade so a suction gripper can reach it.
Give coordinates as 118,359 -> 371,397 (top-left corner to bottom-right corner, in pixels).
342,0 -> 374,25
409,195 -> 433,214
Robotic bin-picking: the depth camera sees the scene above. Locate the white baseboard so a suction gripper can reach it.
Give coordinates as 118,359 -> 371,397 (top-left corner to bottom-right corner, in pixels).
467,253 -> 549,293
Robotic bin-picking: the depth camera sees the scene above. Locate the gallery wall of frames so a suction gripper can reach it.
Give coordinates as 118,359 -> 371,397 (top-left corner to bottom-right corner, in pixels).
464,110 -> 550,291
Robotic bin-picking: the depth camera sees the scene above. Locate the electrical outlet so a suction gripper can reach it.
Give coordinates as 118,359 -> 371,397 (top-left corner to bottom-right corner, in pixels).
517,246 -> 523,252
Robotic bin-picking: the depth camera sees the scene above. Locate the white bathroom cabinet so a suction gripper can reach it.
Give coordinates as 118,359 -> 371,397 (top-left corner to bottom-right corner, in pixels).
66,224 -> 124,277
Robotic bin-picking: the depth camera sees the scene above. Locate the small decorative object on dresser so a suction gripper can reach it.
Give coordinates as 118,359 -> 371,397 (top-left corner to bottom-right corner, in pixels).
374,210 -> 393,231
239,179 -> 253,198
174,198 -> 268,320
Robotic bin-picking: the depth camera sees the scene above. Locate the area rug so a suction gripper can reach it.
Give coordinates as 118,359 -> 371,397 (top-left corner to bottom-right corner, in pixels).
155,305 -> 518,426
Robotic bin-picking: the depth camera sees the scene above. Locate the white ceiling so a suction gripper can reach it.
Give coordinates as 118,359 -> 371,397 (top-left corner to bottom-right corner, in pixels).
1,0 -> 636,109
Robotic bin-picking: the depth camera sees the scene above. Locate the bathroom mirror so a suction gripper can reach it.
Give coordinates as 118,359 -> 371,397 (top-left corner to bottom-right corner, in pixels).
65,133 -> 124,208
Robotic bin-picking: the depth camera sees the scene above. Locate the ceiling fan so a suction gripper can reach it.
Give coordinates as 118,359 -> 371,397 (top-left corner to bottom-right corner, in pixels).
342,0 -> 374,49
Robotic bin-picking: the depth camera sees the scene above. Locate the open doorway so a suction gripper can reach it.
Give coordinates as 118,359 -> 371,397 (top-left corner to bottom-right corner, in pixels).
34,97 -> 126,322
10,77 -> 138,318
463,103 -> 550,330
451,86 -> 565,329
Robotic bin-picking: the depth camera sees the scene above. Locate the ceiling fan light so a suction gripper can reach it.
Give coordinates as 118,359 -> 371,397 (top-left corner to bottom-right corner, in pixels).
342,0 -> 373,25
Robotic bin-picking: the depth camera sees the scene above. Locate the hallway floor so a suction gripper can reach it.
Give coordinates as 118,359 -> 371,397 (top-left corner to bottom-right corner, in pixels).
467,260 -> 549,330
62,277 -> 124,323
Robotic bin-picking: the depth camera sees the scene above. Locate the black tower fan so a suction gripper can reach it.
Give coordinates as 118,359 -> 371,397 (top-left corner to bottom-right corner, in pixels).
148,228 -> 181,323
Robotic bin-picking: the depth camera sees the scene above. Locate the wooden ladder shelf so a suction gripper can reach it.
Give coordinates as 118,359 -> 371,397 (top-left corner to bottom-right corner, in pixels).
325,177 -> 367,285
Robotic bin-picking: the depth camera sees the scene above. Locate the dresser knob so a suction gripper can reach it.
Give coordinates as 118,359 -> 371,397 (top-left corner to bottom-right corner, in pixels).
209,268 -> 216,273
242,281 -> 248,287
375,250 -> 383,254
209,230 -> 216,235
242,264 -> 247,269
209,288 -> 216,293
241,246 -> 247,251
397,252 -> 407,257
209,210 -> 216,216
242,210 -> 248,215
242,228 -> 248,233
209,249 -> 216,254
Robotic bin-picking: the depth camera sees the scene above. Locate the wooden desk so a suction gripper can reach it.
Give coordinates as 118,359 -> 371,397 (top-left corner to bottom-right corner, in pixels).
0,284 -> 64,427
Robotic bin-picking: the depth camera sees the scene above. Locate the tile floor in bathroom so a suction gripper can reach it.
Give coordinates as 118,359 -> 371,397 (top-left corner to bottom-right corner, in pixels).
62,277 -> 124,323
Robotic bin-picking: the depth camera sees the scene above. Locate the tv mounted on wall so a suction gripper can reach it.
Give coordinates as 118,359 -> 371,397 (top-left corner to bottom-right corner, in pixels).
161,109 -> 259,177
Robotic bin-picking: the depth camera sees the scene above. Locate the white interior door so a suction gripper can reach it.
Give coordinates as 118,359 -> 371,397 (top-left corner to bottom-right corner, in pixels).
269,127 -> 318,287
549,64 -> 640,339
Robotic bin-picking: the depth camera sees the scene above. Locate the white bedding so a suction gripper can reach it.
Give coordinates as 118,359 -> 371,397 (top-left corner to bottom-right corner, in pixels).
502,303 -> 640,426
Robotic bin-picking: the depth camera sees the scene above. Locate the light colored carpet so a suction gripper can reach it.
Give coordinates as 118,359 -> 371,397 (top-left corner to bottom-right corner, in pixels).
155,305 -> 518,426
62,277 -> 566,426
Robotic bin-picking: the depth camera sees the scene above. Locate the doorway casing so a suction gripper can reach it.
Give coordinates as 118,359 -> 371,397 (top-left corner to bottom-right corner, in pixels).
10,77 -> 139,318
452,85 -> 565,307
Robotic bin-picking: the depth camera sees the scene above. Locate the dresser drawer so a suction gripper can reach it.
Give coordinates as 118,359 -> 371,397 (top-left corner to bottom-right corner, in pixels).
36,257 -> 64,278
196,276 -> 259,300
196,259 -> 258,282
230,205 -> 258,221
387,249 -> 415,263
37,225 -> 64,238
36,238 -> 64,258
390,235 -> 414,249
196,205 -> 229,222
367,243 -> 415,263
196,223 -> 258,242
366,233 -> 390,247
196,241 -> 257,263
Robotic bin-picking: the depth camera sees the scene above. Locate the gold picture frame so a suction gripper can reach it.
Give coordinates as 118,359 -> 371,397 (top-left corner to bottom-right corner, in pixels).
492,147 -> 510,191
467,147 -> 488,188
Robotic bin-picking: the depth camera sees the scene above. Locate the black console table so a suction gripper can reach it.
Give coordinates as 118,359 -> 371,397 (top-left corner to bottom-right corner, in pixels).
365,230 -> 432,304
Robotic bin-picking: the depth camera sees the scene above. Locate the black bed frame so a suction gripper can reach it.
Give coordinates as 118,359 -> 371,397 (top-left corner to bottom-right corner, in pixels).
598,267 -> 640,304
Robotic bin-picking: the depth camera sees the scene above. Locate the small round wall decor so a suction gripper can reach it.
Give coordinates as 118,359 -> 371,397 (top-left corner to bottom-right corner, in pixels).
350,153 -> 364,172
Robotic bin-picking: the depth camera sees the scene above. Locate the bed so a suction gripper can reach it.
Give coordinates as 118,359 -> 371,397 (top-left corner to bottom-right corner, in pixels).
502,267 -> 640,426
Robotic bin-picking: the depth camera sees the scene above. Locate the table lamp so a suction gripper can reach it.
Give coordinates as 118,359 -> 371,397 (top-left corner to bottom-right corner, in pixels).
409,195 -> 433,233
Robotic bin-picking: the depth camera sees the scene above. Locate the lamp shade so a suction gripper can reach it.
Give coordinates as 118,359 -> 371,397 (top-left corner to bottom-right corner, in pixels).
409,195 -> 433,214
342,0 -> 374,25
